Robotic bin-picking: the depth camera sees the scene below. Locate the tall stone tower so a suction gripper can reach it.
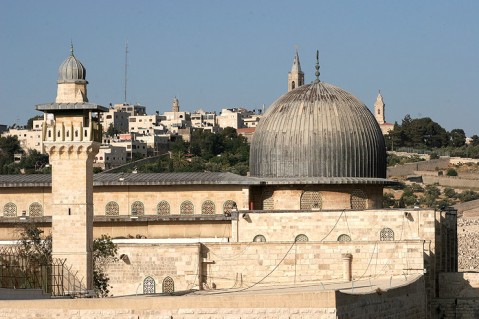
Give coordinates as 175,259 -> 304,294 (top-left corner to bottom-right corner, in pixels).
36,46 -> 107,290
172,96 -> 180,112
374,91 -> 385,125
287,50 -> 304,92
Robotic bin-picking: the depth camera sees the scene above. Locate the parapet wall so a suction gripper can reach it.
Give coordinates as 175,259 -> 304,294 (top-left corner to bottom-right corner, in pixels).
0,275 -> 426,319
387,158 -> 450,177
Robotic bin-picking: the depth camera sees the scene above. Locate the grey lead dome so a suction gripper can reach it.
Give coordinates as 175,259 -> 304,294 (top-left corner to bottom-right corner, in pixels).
250,81 -> 387,178
58,49 -> 86,82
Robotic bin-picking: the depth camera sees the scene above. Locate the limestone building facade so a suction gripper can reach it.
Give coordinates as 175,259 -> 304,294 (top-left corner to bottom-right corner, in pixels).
0,48 -> 458,317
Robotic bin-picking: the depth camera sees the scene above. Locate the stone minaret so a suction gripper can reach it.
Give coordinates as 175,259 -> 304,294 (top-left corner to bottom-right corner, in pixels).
36,47 -> 107,290
374,91 -> 385,125
288,49 -> 304,92
56,45 -> 89,103
172,96 -> 180,112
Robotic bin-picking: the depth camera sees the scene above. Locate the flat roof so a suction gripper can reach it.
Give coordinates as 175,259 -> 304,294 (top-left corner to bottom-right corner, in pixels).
0,172 -> 396,188
36,102 -> 108,112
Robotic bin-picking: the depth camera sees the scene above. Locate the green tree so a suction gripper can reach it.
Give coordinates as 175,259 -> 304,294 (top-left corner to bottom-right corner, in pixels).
446,168 -> 458,176
93,235 -> 118,297
470,135 -> 479,146
19,149 -> 49,173
457,190 -> 479,203
17,222 -> 52,265
450,129 -> 466,147
105,124 -> 119,137
443,187 -> 457,199
383,192 -> 396,208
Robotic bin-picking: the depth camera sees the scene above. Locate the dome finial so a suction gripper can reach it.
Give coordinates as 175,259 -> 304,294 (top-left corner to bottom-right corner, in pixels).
314,50 -> 320,82
70,40 -> 74,56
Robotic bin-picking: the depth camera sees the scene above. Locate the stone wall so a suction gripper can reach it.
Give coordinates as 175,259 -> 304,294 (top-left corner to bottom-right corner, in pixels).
387,158 -> 450,177
106,243 -> 201,296
336,275 -> 426,318
0,275 -> 426,319
431,299 -> 479,319
104,240 -> 426,296
232,209 -> 437,243
438,272 -> 479,298
422,175 -> 479,190
202,241 -> 425,290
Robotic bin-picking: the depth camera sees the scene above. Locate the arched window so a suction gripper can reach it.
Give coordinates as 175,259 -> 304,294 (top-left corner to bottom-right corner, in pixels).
143,276 -> 155,294
223,200 -> 237,215
295,234 -> 309,242
351,189 -> 368,210
253,235 -> 266,242
337,234 -> 351,242
29,202 -> 43,217
105,201 -> 119,216
180,200 -> 194,215
3,202 -> 17,217
300,191 -> 322,210
131,201 -> 144,216
75,130 -> 79,138
157,201 -> 170,215
292,81 -> 296,89
162,276 -> 174,293
48,130 -> 52,138
201,200 -> 215,215
380,228 -> 394,241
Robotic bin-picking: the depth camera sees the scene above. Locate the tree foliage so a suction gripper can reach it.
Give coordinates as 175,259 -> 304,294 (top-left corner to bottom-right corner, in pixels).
134,127 -> 250,175
16,226 -> 117,297
93,235 -> 118,297
385,115 -> 449,149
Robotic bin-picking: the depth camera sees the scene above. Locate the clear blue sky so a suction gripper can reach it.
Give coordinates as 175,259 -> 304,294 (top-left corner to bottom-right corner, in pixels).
1,0 -> 478,135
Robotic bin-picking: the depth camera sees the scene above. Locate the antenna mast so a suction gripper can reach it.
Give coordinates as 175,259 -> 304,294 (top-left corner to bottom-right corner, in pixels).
124,41 -> 128,103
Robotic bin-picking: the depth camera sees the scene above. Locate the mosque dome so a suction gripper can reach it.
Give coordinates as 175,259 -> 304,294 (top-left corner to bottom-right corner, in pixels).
250,80 -> 387,179
58,46 -> 86,82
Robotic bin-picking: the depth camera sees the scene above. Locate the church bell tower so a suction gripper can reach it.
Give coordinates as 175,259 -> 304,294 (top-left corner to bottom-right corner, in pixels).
36,46 -> 107,290
288,49 -> 304,92
374,91 -> 386,125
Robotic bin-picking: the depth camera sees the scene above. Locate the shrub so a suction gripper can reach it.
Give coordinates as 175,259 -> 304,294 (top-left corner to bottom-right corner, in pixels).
446,168 -> 458,176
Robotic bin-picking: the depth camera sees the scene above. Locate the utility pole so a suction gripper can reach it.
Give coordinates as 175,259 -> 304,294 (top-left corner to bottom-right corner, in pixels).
124,41 -> 128,103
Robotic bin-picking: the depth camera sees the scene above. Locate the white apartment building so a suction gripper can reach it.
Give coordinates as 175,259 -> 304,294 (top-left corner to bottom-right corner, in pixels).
1,120 -> 44,153
93,145 -> 127,170
216,108 -> 243,129
104,133 -> 148,159
101,108 -> 129,134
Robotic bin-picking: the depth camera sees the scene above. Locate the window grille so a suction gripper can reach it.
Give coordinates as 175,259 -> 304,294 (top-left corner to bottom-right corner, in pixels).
223,200 -> 237,214
3,203 -> 17,217
29,202 -> 43,217
131,201 -> 144,216
350,189 -> 367,210
380,228 -> 394,241
180,201 -> 194,215
337,234 -> 351,242
253,235 -> 266,242
300,191 -> 322,210
105,201 -> 119,216
162,276 -> 174,293
157,201 -> 170,215
295,234 -> 309,242
201,200 -> 215,215
262,188 -> 274,210
143,276 -> 155,294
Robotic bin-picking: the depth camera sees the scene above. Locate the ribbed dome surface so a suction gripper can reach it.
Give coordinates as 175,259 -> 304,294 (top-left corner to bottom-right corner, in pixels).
250,81 -> 386,178
58,52 -> 86,82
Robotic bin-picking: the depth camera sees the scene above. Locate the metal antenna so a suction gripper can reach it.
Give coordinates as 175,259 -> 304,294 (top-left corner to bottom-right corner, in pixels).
124,41 -> 128,103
